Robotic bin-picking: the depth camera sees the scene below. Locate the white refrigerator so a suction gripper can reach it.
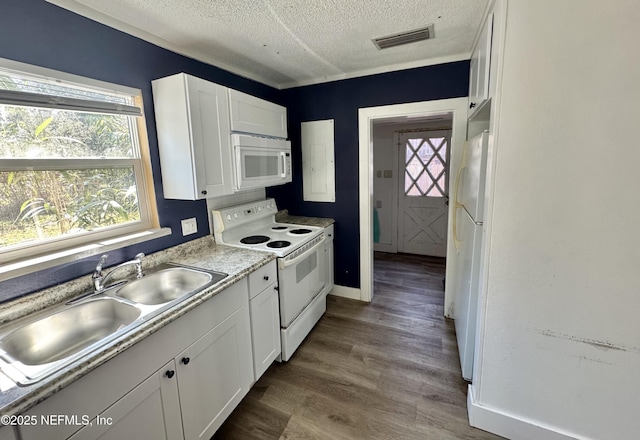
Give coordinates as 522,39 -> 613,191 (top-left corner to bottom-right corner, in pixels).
454,130 -> 489,381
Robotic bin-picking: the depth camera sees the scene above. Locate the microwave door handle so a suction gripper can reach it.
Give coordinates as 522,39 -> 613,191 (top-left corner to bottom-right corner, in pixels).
280,151 -> 287,178
235,147 -> 242,190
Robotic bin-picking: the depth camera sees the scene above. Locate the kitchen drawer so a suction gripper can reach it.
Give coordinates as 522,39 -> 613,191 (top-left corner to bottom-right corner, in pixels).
248,261 -> 277,299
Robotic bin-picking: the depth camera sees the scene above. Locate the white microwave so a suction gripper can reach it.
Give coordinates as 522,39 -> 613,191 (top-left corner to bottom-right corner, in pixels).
232,133 -> 292,191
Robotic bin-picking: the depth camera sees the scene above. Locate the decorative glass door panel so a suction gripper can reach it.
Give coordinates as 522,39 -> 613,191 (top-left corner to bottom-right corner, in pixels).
404,136 -> 448,197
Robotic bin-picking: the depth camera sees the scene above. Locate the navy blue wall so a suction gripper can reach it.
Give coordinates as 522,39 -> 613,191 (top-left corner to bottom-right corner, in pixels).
268,62 -> 469,289
0,0 -> 282,301
0,0 -> 469,300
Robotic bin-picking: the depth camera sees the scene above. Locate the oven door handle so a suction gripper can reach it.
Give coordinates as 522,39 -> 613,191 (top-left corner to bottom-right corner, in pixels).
278,235 -> 325,270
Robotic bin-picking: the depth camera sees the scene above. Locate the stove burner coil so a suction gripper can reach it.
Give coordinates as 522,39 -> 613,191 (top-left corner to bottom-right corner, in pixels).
267,240 -> 291,248
240,235 -> 270,245
289,228 -> 312,235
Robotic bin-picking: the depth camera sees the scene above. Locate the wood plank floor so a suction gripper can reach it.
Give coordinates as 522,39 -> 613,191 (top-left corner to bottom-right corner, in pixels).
212,252 -> 503,440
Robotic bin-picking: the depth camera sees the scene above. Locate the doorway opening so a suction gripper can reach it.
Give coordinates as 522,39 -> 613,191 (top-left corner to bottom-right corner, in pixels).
373,118 -> 453,257
358,98 -> 468,316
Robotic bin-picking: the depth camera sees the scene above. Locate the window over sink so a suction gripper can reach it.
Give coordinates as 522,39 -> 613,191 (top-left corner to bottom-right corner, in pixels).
0,58 -> 159,267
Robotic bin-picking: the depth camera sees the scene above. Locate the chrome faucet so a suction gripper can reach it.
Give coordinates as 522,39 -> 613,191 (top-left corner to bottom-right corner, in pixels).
92,253 -> 145,292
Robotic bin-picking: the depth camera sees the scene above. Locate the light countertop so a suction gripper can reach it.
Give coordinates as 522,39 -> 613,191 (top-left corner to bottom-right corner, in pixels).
275,210 -> 335,228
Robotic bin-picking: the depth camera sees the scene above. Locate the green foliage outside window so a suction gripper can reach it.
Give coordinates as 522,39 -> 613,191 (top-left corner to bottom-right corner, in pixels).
0,74 -> 142,250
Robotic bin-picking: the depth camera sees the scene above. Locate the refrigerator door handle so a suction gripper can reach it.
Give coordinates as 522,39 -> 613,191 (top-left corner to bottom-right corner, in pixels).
453,202 -> 464,251
452,153 -> 467,252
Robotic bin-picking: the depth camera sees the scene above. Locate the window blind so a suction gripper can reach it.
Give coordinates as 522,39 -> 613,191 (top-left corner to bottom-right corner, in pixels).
0,89 -> 142,116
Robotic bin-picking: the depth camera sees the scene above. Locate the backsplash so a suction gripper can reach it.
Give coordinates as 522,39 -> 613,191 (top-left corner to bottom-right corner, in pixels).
0,236 -> 216,325
205,188 -> 266,235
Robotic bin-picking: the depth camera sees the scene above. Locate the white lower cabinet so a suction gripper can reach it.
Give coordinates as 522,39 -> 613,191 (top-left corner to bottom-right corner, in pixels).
69,360 -> 182,440
68,298 -> 253,440
0,426 -> 16,440
248,261 -> 281,381
177,301 -> 253,440
249,284 -> 280,380
20,277 -> 254,440
249,261 -> 281,382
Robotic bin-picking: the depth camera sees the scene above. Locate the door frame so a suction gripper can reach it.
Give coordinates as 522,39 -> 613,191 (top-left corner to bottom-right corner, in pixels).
358,97 -> 468,312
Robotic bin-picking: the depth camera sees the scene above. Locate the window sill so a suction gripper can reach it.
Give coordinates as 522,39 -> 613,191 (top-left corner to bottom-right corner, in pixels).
0,228 -> 172,282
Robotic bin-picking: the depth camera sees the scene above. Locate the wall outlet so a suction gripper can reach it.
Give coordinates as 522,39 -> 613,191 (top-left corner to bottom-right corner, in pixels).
383,170 -> 392,178
181,218 -> 197,236
376,170 -> 382,178
376,200 -> 382,208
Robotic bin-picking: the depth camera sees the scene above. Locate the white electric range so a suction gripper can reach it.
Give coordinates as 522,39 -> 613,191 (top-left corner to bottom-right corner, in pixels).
211,199 -> 326,361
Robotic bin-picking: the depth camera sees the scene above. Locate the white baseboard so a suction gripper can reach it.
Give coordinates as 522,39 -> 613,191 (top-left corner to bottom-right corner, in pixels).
467,386 -> 586,440
328,285 -> 362,301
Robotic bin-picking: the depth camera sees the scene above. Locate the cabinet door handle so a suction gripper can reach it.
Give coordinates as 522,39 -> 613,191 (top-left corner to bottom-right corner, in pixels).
263,275 -> 269,281
181,357 -> 190,365
201,190 -> 207,195
469,102 -> 477,109
274,285 -> 279,291
165,370 -> 175,379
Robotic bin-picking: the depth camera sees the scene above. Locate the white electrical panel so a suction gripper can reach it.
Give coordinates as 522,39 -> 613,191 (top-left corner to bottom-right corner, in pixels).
301,119 -> 335,203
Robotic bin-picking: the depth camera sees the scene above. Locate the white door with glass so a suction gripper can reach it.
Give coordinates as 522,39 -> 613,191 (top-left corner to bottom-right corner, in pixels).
397,130 -> 451,257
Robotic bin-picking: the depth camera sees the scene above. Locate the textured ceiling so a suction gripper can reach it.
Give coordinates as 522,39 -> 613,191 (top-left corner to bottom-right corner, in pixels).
48,0 -> 489,89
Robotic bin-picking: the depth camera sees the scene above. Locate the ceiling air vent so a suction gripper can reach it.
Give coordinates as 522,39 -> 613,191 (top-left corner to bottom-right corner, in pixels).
372,24 -> 435,50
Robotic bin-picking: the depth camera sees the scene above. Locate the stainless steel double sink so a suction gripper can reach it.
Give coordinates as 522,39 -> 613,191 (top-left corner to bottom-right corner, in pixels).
0,264 -> 227,386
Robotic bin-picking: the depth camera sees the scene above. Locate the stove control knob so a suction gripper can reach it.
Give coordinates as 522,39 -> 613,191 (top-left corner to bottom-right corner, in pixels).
258,206 -> 262,211
233,212 -> 239,219
226,214 -> 232,221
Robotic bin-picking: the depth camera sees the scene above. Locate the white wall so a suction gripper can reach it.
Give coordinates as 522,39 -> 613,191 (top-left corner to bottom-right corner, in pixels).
473,1 -> 640,439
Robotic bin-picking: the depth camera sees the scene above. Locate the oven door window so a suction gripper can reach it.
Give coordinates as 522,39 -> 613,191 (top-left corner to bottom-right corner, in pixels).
296,251 -> 317,283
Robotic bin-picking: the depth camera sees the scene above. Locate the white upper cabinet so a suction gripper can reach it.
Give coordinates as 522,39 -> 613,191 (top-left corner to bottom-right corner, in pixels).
152,74 -> 289,200
468,13 -> 494,117
152,73 -> 234,200
228,89 -> 287,139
